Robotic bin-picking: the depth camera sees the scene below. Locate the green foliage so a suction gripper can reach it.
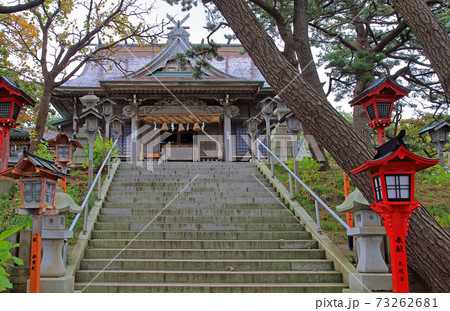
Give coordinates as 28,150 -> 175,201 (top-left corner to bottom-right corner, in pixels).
0,184 -> 32,232
36,141 -> 55,160
0,226 -> 24,292
387,114 -> 450,158
285,157 -> 322,186
83,137 -> 117,169
421,166 -> 450,186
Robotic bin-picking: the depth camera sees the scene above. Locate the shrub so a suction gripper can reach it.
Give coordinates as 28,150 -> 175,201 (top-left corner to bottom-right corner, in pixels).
0,226 -> 24,292
83,136 -> 117,169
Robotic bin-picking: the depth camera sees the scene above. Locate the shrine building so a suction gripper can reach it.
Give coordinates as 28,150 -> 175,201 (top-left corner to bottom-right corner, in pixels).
50,16 -> 275,163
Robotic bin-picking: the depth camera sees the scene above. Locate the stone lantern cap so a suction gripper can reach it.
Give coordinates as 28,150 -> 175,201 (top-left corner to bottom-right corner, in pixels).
54,191 -> 83,214
418,120 -> 450,142
336,189 -> 371,213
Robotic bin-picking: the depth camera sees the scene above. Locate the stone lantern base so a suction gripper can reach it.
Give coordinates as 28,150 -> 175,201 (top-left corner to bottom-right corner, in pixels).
347,273 -> 393,292
27,275 -> 74,293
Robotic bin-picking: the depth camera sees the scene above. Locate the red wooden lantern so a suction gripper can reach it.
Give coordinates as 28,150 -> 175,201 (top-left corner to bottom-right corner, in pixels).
349,76 -> 409,145
351,131 -> 439,293
0,151 -> 68,215
0,76 -> 36,172
47,132 -> 83,172
0,151 -> 67,293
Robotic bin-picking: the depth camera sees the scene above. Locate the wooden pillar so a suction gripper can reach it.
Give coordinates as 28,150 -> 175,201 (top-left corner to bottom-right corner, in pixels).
0,127 -> 10,173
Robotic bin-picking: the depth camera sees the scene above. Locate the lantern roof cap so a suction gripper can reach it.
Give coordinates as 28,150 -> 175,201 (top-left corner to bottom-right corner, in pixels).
54,192 -> 83,214
98,98 -> 118,106
418,120 -> 450,135
47,132 -> 83,149
257,96 -> 279,107
0,151 -> 68,179
351,131 -> 439,174
77,108 -> 105,122
111,116 -> 125,124
279,111 -> 295,123
336,189 -> 370,212
349,76 -> 409,107
243,116 -> 262,125
0,76 -> 36,107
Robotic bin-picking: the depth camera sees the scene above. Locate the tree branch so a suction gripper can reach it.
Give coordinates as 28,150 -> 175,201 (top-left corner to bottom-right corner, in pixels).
0,0 -> 45,14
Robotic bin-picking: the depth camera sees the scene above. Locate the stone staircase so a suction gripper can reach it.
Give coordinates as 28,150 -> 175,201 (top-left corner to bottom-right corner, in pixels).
74,162 -> 347,293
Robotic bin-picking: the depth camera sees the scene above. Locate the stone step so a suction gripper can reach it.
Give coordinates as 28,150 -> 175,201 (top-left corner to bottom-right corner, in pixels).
83,248 -> 325,260
87,239 -> 318,250
109,186 -> 277,193
111,177 -> 268,183
118,165 -> 257,171
75,270 -> 343,284
114,169 -> 260,176
91,231 -> 311,240
106,191 -> 279,200
79,258 -> 334,271
96,215 -> 299,224
74,282 -> 346,293
100,208 -> 293,217
102,202 -> 289,210
114,173 -> 262,179
93,222 -> 305,232
110,181 -> 272,188
106,197 -> 283,204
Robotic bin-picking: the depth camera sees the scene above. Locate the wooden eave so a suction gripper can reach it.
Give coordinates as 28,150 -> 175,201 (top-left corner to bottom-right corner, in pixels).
351,146 -> 439,175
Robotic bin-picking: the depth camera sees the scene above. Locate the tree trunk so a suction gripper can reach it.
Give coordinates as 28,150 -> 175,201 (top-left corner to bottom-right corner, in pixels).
406,206 -> 450,292
353,81 -> 373,145
29,83 -> 53,153
391,0 -> 450,99
211,0 -> 450,292
293,0 -> 330,170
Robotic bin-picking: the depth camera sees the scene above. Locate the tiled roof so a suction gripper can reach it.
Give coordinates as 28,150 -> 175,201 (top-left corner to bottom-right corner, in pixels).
60,45 -> 269,88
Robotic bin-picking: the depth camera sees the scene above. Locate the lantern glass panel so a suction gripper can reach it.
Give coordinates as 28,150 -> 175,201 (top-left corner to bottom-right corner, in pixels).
365,104 -> 376,121
12,104 -> 20,122
58,146 -> 70,160
385,174 -> 410,201
23,180 -> 42,204
376,102 -> 392,119
44,181 -> 56,204
373,176 -> 383,202
0,102 -> 11,119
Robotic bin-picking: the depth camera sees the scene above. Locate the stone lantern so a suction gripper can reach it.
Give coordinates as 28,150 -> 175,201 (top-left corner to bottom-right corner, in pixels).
418,120 -> 450,167
271,96 -> 292,161
280,112 -> 304,191
351,130 -> 439,293
258,97 -> 275,152
38,191 -> 82,293
0,76 -> 36,172
111,116 -> 125,140
337,189 -> 391,292
98,98 -> 117,140
111,117 -> 125,159
78,92 -> 104,187
244,117 -> 261,160
349,76 -> 409,145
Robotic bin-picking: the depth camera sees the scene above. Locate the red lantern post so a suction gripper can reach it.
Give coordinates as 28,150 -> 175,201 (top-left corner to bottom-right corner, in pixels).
349,77 -> 409,145
0,76 -> 36,172
351,131 -> 439,292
